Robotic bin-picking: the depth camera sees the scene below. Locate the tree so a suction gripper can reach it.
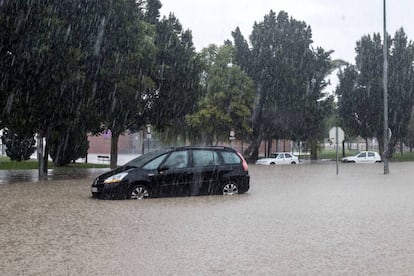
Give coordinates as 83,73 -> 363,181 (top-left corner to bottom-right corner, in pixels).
186,44 -> 255,145
404,107 -> 414,151
336,29 -> 414,157
147,13 -> 202,144
49,128 -> 89,166
388,28 -> 414,155
0,1 -> 97,176
232,10 -> 334,160
1,128 -> 35,161
90,0 -> 157,169
336,64 -> 370,152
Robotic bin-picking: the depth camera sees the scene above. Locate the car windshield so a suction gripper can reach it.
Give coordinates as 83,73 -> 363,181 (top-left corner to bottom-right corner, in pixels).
124,148 -> 172,168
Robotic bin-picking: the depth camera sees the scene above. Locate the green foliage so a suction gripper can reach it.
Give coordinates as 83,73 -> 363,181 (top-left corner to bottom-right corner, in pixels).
0,0 -> 200,169
148,13 -> 202,143
49,130 -> 89,167
336,29 -> 414,157
404,108 -> 414,150
187,44 -> 255,145
0,1 -> 106,172
388,29 -> 414,153
232,10 -> 335,159
89,0 -> 158,168
0,129 -> 35,161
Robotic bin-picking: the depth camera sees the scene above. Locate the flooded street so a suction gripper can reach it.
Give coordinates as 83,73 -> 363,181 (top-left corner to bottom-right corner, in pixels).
1,162 -> 414,275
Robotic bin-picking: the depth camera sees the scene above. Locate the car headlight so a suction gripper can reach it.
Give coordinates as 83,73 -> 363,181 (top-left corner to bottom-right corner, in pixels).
104,172 -> 128,184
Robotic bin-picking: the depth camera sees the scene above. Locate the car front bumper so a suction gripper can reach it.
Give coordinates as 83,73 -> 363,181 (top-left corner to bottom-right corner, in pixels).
91,180 -> 127,199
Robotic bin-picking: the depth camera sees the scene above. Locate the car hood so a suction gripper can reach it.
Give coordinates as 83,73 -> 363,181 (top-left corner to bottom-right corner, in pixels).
95,165 -> 141,181
342,156 -> 356,161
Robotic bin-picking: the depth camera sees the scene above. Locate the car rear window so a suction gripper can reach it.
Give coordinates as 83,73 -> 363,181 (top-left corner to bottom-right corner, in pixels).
192,150 -> 220,167
220,151 -> 241,164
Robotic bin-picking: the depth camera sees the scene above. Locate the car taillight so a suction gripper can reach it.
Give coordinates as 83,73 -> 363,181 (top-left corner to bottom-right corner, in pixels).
237,152 -> 249,172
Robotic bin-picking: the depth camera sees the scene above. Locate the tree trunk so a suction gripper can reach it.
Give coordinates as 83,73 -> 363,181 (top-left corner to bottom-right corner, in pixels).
110,133 -> 119,169
378,136 -> 384,159
37,133 -> 45,179
267,139 -> 272,157
310,140 -> 318,160
365,138 -> 368,151
244,131 -> 263,162
342,140 -> 346,158
43,137 -> 49,174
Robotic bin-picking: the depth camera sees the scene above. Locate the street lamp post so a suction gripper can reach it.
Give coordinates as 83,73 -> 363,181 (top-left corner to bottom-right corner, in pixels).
383,0 -> 389,174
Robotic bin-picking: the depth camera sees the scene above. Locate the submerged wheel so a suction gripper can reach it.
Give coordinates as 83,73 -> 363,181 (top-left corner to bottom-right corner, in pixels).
222,182 -> 239,196
129,185 -> 149,200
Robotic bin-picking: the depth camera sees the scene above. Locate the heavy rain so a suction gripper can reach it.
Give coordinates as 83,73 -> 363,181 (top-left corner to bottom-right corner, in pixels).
2,0 -> 414,275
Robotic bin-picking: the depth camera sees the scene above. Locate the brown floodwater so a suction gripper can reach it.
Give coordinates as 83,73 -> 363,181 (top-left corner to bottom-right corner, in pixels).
1,162 -> 414,275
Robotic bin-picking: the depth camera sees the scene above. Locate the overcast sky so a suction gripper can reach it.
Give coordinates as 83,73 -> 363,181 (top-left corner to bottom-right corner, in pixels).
160,0 -> 414,63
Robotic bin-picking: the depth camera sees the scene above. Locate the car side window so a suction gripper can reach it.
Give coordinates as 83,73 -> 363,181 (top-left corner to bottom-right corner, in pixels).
368,152 -> 374,157
221,151 -> 241,164
285,153 -> 292,158
357,152 -> 366,158
163,151 -> 189,169
278,154 -> 284,159
142,153 -> 168,170
192,150 -> 219,167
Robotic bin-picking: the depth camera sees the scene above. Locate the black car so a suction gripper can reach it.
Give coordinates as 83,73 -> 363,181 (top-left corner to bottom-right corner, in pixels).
91,146 -> 250,199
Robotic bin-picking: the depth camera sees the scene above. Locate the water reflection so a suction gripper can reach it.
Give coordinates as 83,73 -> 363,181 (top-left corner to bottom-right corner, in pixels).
0,168 -> 109,184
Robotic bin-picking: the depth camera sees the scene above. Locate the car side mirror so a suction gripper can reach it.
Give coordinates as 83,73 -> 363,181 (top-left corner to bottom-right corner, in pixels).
158,165 -> 169,173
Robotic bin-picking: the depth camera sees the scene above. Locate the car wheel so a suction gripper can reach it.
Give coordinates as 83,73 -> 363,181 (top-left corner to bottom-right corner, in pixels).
291,161 -> 296,164
222,182 -> 239,195
270,162 -> 275,165
128,185 -> 149,200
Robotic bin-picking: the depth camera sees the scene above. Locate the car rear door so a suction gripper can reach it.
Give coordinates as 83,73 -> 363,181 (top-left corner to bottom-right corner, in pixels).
190,149 -> 219,195
284,153 -> 294,164
367,152 -> 376,163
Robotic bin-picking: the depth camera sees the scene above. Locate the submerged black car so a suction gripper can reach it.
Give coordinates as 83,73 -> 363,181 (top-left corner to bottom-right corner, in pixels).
91,146 -> 250,199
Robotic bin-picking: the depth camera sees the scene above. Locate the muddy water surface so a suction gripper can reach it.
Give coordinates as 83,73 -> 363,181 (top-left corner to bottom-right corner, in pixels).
1,163 -> 414,275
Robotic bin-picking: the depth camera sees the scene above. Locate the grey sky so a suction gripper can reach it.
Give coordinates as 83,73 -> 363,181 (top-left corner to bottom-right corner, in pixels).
160,0 -> 414,63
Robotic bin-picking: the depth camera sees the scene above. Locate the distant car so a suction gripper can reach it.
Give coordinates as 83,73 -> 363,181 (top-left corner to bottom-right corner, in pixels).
91,146 -> 250,199
341,151 -> 382,163
255,152 -> 299,165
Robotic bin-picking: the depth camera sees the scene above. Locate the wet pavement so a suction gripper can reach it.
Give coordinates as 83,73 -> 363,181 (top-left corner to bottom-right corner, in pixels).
0,153 -> 136,184
1,162 -> 414,275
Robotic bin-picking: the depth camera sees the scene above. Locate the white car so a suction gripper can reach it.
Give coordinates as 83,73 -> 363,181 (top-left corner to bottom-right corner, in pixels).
341,151 -> 382,163
256,152 -> 299,165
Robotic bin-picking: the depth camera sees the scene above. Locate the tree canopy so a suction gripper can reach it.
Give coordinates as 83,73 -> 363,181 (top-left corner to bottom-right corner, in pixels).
336,28 -> 414,157
232,10 -> 335,159
186,44 -> 255,145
